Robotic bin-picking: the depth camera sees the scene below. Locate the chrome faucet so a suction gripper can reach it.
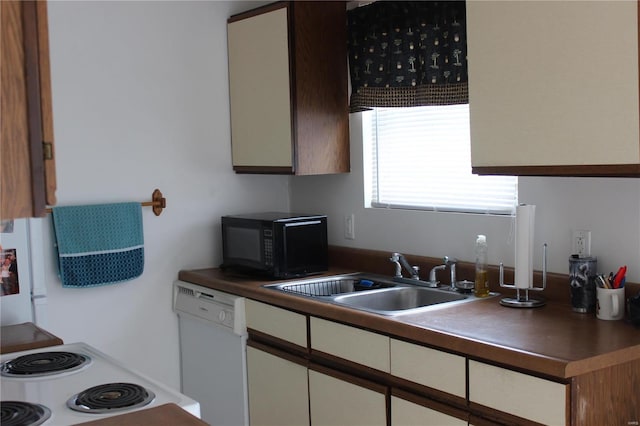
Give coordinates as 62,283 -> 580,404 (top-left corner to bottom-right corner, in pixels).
444,256 -> 457,289
428,264 -> 446,287
389,252 -> 420,280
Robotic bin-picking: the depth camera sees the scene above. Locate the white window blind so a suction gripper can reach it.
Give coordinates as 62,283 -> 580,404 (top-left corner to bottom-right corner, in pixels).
365,105 -> 517,215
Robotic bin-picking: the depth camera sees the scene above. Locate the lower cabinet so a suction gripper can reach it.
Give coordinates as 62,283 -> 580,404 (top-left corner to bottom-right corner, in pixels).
391,395 -> 467,426
246,345 -> 309,426
309,367 -> 387,426
468,360 -> 570,425
246,343 -> 388,426
245,300 -> 579,425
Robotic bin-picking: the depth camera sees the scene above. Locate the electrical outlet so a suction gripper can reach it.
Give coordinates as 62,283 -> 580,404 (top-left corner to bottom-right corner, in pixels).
572,230 -> 591,257
344,214 -> 355,240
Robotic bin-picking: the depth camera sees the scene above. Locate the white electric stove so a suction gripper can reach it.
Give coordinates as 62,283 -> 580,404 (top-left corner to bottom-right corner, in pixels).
0,342 -> 200,425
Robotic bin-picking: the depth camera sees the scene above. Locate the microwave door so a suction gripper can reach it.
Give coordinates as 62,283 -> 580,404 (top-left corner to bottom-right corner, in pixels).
223,226 -> 264,268
282,220 -> 328,274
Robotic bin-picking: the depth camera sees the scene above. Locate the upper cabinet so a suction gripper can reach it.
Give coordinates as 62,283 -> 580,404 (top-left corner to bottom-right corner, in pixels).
467,1 -> 640,177
227,2 -> 350,175
1,0 -> 56,219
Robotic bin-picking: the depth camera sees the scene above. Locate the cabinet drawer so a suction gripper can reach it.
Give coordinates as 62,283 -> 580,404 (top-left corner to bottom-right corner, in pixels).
390,339 -> 465,398
245,299 -> 307,348
468,360 -> 569,425
310,317 -> 390,372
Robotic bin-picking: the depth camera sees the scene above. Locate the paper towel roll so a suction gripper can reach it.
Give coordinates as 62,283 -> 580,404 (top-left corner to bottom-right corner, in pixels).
514,204 -> 535,289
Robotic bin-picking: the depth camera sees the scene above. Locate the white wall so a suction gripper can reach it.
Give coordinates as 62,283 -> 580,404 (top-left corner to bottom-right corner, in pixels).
291,113 -> 640,283
41,0 -> 287,389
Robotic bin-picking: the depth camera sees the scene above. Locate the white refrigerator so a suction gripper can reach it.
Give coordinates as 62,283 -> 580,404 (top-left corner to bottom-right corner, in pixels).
0,218 -> 48,326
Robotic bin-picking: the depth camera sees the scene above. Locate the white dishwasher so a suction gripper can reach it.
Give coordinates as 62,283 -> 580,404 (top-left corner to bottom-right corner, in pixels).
173,280 -> 248,426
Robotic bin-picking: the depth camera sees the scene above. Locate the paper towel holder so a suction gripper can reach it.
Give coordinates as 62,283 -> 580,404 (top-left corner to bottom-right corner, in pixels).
498,243 -> 547,308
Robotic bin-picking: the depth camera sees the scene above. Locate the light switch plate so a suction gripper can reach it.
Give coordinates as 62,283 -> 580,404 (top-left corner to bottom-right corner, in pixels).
344,214 -> 355,240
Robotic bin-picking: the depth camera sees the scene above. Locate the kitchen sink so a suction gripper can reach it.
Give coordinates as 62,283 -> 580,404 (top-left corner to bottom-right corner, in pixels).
331,286 -> 468,315
264,273 -> 396,297
263,273 -> 496,316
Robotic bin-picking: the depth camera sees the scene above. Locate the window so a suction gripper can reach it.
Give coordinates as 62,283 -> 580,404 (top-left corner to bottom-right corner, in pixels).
363,105 -> 517,215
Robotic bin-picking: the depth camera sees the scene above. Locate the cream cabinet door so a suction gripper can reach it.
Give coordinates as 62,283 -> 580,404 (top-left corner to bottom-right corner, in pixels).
391,396 -> 467,426
309,369 -> 386,426
228,6 -> 293,168
310,316 -> 390,372
390,338 -> 466,398
245,299 -> 307,348
468,360 -> 569,425
467,0 -> 639,168
247,346 -> 309,426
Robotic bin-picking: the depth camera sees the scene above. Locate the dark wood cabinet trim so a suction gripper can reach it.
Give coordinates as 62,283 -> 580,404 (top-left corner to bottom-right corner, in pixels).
35,0 -> 55,207
286,2 -> 297,174
291,1 -> 350,175
468,404 -> 547,426
247,328 -> 308,357
232,165 -> 294,174
21,0 -> 46,217
391,388 -> 469,423
472,164 -> 640,177
247,339 -> 309,367
309,348 -> 389,383
308,360 -> 389,396
571,358 -> 640,426
227,1 -> 288,23
388,374 -> 467,412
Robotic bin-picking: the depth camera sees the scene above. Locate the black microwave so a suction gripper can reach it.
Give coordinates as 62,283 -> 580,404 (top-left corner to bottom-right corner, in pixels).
221,212 -> 328,279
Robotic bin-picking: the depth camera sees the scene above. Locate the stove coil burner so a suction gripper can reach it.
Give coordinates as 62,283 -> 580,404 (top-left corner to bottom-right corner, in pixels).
1,351 -> 90,377
1,401 -> 52,426
67,382 -> 156,414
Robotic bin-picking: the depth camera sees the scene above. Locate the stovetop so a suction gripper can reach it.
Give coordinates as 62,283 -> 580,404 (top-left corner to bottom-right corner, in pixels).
0,342 -> 200,425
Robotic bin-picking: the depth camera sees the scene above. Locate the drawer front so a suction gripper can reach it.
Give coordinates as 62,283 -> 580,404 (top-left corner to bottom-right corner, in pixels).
390,339 -> 466,398
310,317 -> 390,372
245,299 -> 307,347
468,360 -> 569,425
391,396 -> 467,426
247,346 -> 309,426
309,369 -> 387,426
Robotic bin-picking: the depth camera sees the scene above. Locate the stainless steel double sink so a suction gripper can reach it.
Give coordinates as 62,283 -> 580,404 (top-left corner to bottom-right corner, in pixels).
263,273 -> 495,316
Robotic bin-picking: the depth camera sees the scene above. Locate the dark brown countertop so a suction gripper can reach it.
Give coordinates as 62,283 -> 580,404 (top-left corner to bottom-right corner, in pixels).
179,267 -> 640,380
1,322 -> 63,354
73,403 -> 207,426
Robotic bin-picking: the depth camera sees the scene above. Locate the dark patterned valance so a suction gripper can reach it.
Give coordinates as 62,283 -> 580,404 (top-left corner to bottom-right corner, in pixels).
347,1 -> 467,112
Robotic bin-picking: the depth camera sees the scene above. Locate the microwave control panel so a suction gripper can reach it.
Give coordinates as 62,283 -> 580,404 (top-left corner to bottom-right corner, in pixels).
263,229 -> 273,266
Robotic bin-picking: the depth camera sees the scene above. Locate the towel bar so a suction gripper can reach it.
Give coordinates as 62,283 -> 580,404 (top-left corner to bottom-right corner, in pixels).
45,189 -> 166,216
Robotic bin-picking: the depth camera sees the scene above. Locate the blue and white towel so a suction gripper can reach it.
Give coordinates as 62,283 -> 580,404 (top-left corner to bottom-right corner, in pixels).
51,202 -> 144,288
